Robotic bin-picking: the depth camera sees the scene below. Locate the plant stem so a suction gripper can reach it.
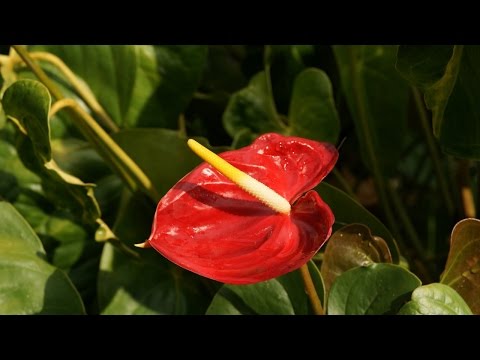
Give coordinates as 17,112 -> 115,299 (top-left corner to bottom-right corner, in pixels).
49,99 -> 78,118
458,159 -> 476,218
263,46 -> 288,131
387,181 -> 425,258
345,46 -> 402,243
13,45 -> 160,202
332,168 -> 356,199
12,51 -> 119,133
299,264 -> 324,315
412,87 -> 454,215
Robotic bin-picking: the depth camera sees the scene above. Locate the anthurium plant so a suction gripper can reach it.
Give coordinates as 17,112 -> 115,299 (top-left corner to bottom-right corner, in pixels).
0,45 -> 478,315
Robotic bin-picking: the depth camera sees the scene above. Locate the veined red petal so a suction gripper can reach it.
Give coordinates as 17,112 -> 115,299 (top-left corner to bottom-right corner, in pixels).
221,133 -> 338,202
148,133 -> 338,284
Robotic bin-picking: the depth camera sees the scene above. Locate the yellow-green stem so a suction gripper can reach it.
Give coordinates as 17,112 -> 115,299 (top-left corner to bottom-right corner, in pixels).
12,50 -> 119,133
299,264 -> 324,315
12,45 -> 160,202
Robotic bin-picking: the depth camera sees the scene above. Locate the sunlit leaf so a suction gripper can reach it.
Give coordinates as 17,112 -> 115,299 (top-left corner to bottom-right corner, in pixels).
1,79 -> 114,238
30,45 -> 208,128
398,283 -> 472,315
328,263 -> 421,315
440,218 -> 480,314
0,201 -> 85,314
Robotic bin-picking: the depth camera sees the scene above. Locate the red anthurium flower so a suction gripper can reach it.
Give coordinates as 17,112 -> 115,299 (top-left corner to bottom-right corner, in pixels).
143,133 -> 338,285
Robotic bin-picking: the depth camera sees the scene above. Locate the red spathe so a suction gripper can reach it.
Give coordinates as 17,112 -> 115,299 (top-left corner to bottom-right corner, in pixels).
148,133 -> 338,284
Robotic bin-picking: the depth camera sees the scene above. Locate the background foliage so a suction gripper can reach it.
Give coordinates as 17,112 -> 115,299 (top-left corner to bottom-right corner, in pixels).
0,45 -> 478,314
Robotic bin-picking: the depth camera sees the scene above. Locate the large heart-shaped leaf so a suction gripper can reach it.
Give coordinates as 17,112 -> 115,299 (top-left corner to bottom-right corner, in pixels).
321,224 -> 393,295
440,218 -> 480,314
30,45 -> 208,129
265,45 -> 309,115
0,201 -> 85,314
206,261 -> 324,315
396,46 -> 480,159
223,71 -> 284,137
327,263 -> 421,315
288,68 -> 340,144
223,67 -> 340,144
398,283 -> 472,315
316,182 -> 399,263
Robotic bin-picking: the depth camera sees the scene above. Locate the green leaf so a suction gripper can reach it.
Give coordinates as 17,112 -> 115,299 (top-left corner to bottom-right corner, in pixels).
30,45 -> 208,128
396,46 -> 454,87
265,45 -> 307,115
0,139 -> 102,311
223,68 -> 340,144
397,45 -> 480,159
398,283 -> 472,315
288,68 -> 340,143
113,128 -> 228,197
0,201 -> 85,314
98,192 -> 212,315
0,136 -> 41,202
321,224 -> 393,295
51,138 -> 111,183
223,71 -> 284,138
327,263 -> 421,315
440,218 -> 480,314
206,261 -> 324,315
334,45 -> 410,176
3,79 -> 51,161
316,182 -> 400,263
202,45 -> 247,93
1,79 -> 113,237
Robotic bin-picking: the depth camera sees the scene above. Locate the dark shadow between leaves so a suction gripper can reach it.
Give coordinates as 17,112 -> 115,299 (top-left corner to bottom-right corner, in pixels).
36,269 -> 85,315
387,290 -> 416,315
174,181 -> 276,217
216,287 -> 259,315
0,170 -> 20,201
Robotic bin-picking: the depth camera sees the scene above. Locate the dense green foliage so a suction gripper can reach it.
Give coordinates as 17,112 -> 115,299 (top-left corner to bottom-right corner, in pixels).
0,45 -> 478,314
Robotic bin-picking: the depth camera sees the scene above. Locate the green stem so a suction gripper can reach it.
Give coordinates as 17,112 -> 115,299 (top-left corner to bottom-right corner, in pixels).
387,180 -> 425,259
412,87 -> 454,215
263,46 -> 288,130
299,264 -> 324,315
14,51 -> 119,133
13,45 -> 160,202
331,168 -> 356,199
345,46 -> 402,243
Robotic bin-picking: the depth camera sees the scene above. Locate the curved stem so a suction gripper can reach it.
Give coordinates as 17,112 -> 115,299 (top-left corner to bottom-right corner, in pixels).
387,181 -> 424,258
12,45 -> 160,202
12,51 -> 119,133
345,46 -> 402,243
263,46 -> 288,130
412,87 -> 454,215
299,264 -> 324,315
332,168 -> 356,199
50,98 -> 78,118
